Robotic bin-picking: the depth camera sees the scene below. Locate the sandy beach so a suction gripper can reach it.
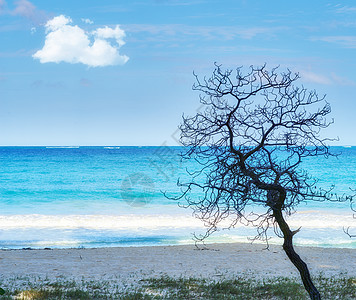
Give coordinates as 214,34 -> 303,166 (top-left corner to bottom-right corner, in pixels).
0,243 -> 355,287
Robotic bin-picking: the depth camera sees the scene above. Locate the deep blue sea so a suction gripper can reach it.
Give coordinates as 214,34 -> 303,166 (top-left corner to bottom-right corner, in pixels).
0,146 -> 355,249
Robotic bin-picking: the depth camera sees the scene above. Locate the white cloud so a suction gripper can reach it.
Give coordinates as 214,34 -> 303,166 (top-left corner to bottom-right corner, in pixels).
13,0 -> 35,17
300,71 -> 332,85
46,14 -> 71,31
300,70 -> 355,86
33,15 -> 129,67
0,0 -> 47,24
335,5 -> 356,13
94,26 -> 126,44
125,23 -> 284,42
12,0 -> 47,24
314,35 -> 356,48
82,18 -> 93,24
0,0 -> 6,12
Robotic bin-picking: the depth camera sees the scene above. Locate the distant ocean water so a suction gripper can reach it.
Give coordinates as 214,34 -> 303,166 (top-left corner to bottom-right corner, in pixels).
0,146 -> 355,249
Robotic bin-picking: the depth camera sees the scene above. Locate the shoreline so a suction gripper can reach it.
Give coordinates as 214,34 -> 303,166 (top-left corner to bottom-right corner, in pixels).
1,242 -> 355,283
1,242 -> 355,251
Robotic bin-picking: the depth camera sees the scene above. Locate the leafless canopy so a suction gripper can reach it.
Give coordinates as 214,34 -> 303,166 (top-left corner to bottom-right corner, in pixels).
177,64 -> 336,242
175,63 -> 355,299
344,200 -> 356,238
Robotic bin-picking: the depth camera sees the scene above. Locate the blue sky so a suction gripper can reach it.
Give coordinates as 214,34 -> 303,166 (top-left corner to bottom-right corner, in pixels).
1,0 -> 356,146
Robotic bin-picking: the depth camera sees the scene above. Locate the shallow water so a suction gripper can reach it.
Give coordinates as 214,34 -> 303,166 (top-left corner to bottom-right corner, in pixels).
0,146 -> 355,249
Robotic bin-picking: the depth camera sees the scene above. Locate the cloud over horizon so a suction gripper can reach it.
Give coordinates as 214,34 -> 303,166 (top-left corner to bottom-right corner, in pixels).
33,15 -> 129,67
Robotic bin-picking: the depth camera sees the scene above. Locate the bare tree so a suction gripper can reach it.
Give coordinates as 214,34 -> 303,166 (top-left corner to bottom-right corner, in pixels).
344,201 -> 356,238
175,64 -> 342,300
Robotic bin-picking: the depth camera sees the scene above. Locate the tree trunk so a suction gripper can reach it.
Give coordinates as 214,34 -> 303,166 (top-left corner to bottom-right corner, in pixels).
273,209 -> 321,300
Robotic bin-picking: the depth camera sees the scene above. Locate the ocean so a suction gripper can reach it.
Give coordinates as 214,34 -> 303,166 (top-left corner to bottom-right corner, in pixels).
0,146 -> 355,249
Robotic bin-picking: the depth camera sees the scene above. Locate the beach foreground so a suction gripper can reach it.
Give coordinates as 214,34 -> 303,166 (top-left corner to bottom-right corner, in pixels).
1,243 -> 355,282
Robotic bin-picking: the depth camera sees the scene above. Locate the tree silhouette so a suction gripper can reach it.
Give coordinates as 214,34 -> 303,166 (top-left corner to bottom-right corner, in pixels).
176,64 -> 341,300
345,201 -> 356,238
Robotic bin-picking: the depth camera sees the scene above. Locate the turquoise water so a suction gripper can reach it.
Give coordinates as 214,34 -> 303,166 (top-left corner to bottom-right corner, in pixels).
0,146 -> 355,249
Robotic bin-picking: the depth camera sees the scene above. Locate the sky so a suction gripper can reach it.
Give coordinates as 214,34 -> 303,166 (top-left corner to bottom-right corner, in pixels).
0,0 -> 356,146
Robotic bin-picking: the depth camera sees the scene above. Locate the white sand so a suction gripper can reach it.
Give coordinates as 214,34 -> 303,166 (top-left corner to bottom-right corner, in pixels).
0,243 -> 355,285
